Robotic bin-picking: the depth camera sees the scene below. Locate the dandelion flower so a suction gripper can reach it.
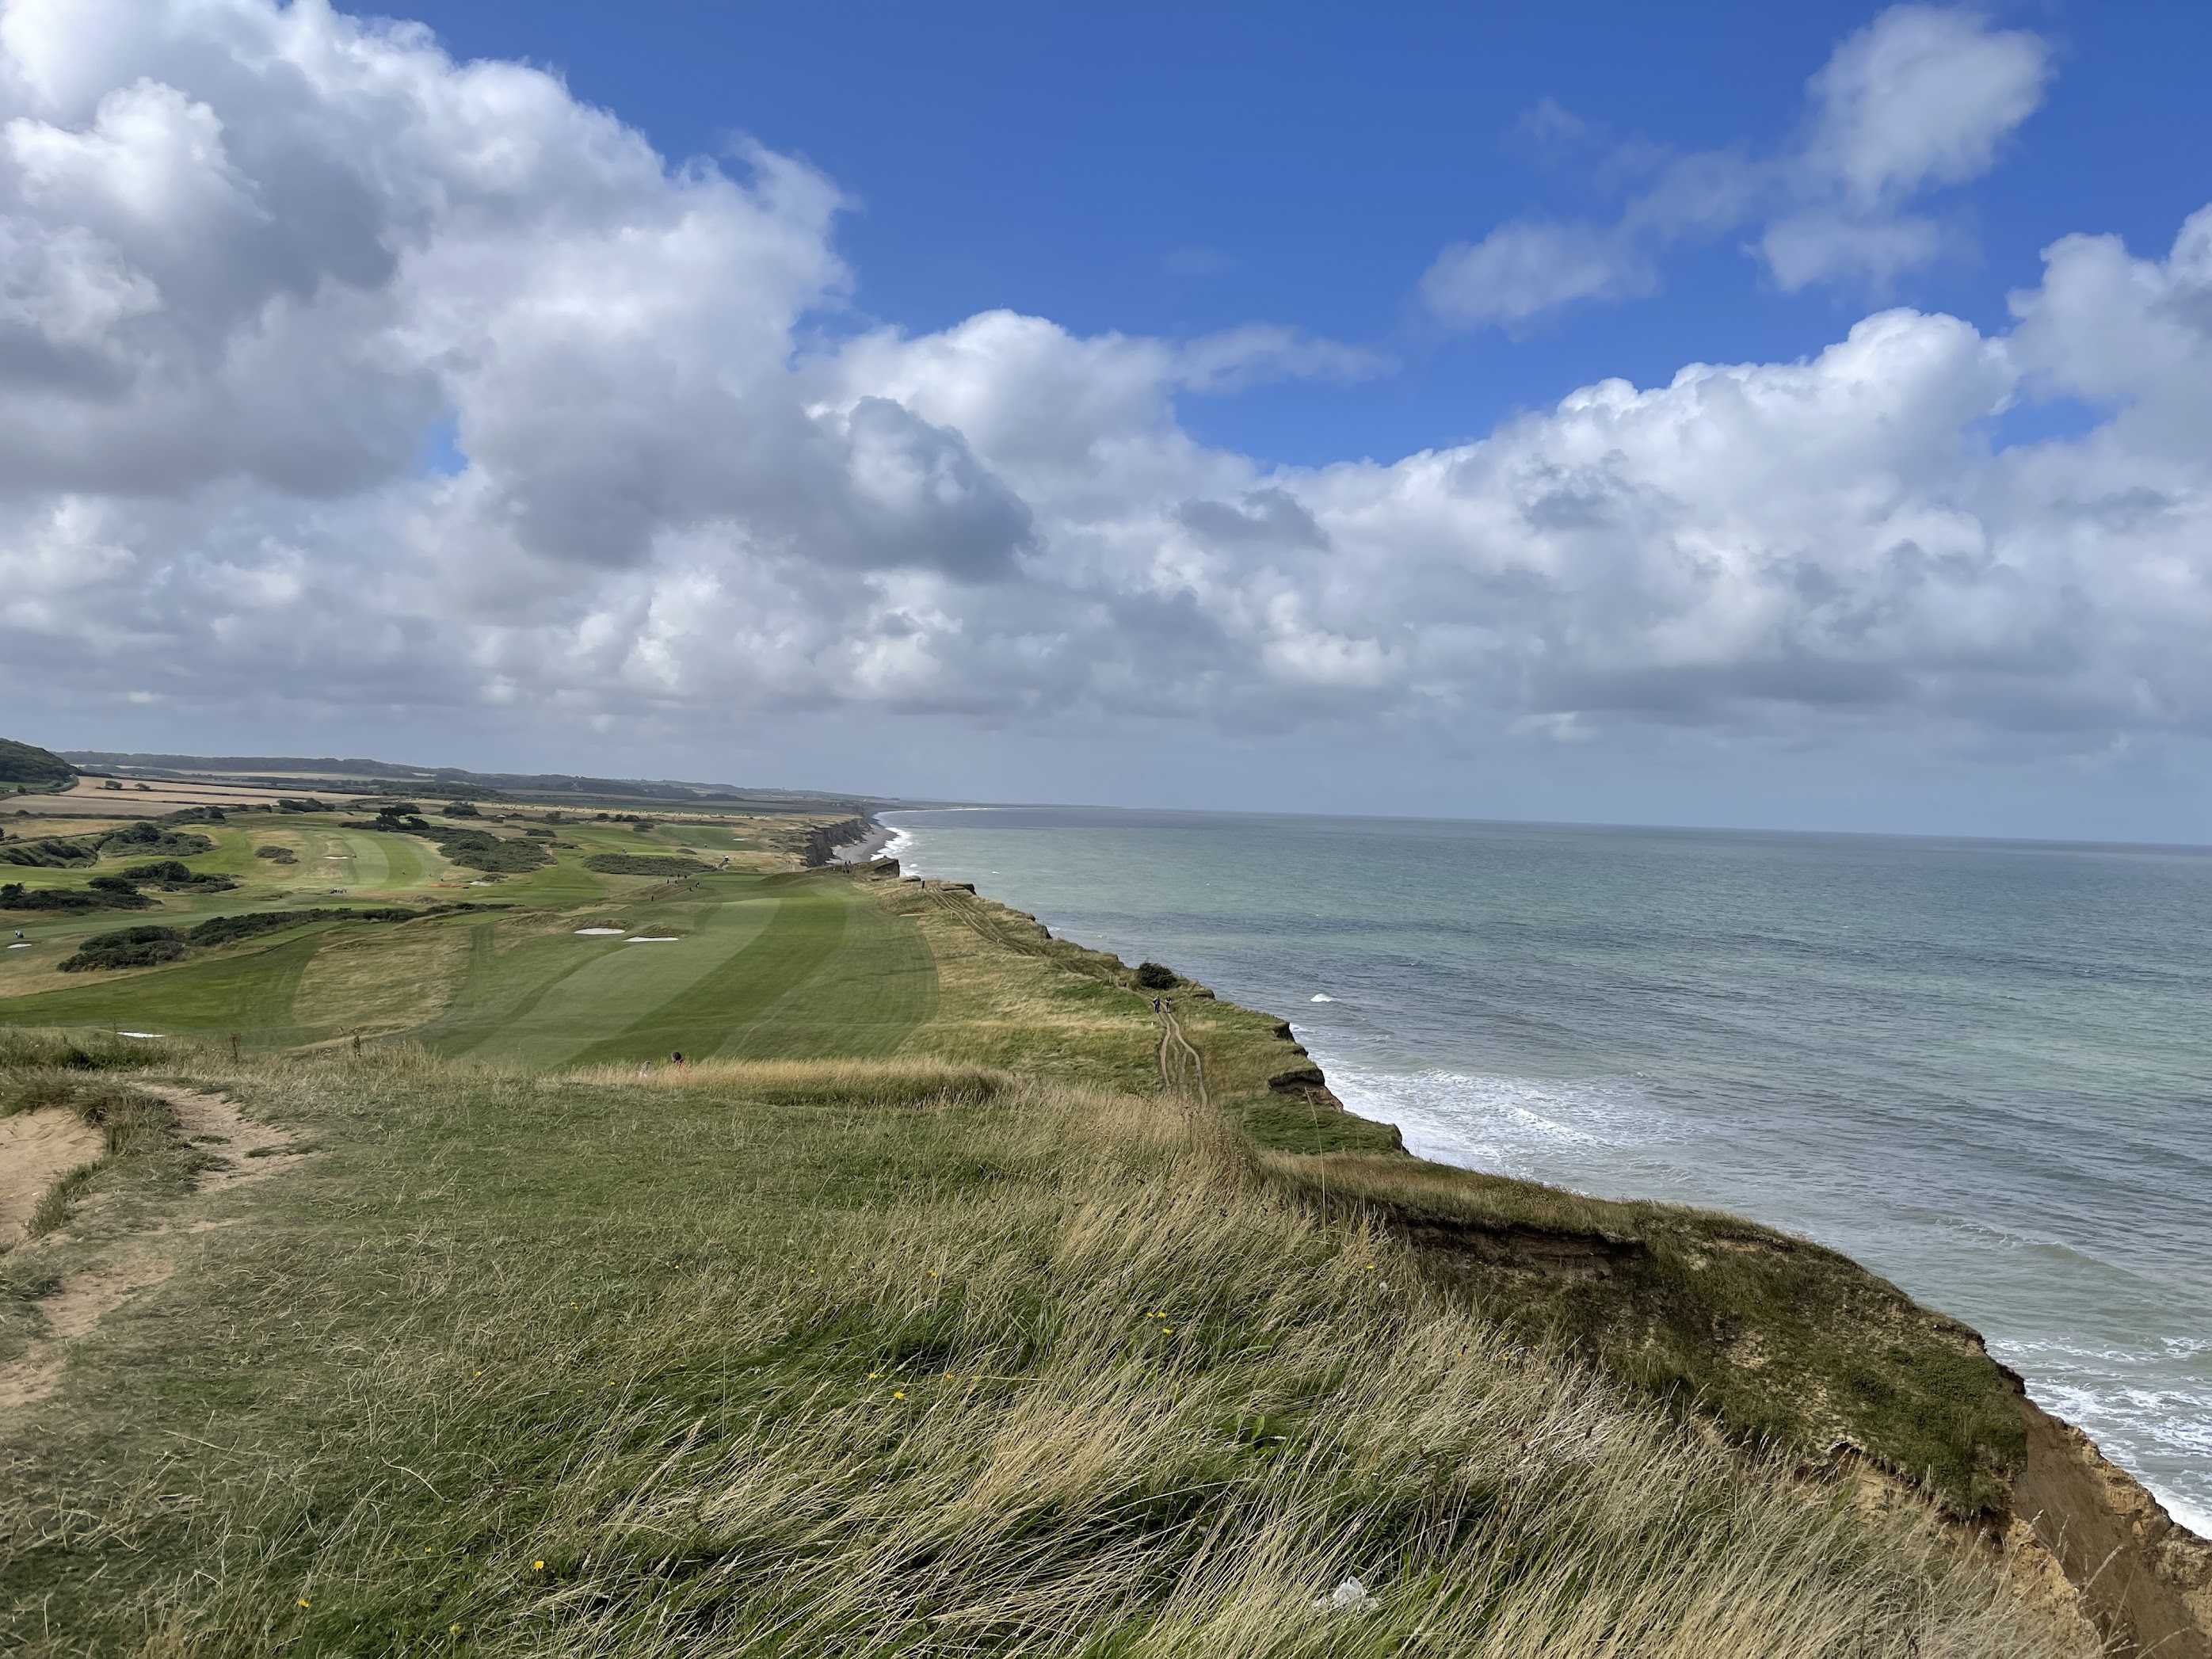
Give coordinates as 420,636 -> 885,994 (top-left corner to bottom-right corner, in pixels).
534,1560 -> 546,1571
893,1390 -> 906,1399
450,1624 -> 463,1635
297,1599 -> 311,1609
869,1371 -> 881,1380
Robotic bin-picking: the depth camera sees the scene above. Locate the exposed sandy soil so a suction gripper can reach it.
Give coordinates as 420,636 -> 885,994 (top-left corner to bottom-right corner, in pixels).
0,1106 -> 103,1245
0,1086 -> 311,1413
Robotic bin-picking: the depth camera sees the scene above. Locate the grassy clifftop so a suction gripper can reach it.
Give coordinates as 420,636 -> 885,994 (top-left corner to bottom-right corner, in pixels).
0,833 -> 2120,1655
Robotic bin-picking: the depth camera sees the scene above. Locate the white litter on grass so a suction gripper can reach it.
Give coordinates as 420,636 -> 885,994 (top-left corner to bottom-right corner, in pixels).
1310,993 -> 1335,1003
6,942 -> 30,949
573,927 -> 626,936
119,1032 -> 163,1039
1314,1577 -> 1377,1613
625,936 -> 681,943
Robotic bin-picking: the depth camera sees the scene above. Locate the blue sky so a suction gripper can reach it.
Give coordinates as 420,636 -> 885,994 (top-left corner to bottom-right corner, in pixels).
4,1 -> 2212,837
397,1 -> 2209,463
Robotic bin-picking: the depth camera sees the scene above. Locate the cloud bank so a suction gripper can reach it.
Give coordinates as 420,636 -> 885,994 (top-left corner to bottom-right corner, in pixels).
1424,6 -> 2054,326
2,0 -> 2210,784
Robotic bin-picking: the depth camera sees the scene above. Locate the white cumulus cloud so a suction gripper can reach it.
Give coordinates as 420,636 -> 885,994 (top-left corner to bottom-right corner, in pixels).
1426,6 -> 2054,326
0,0 -> 2208,794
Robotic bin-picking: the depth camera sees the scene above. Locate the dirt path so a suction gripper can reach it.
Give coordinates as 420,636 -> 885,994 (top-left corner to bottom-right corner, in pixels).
0,1085 -> 311,1414
1155,1001 -> 1208,1108
0,1107 -> 103,1246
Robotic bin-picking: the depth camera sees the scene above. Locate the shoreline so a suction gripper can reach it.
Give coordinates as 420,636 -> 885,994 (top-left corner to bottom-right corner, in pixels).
887,812 -> 2212,1650
830,819 -> 898,864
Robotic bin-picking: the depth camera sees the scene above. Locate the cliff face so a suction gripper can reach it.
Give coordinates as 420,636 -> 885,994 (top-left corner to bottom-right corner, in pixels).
798,817 -> 871,867
2006,1378 -> 2212,1657
1249,1040 -> 2210,1656
872,865 -> 2208,1653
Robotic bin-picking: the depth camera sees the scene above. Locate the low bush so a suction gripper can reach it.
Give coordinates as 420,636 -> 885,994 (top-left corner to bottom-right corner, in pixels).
254,845 -> 299,864
0,834 -> 101,868
1,881 -> 151,912
182,902 -> 501,949
434,830 -> 551,872
59,925 -> 186,972
1135,960 -> 1179,990
276,797 -> 327,813
121,860 -> 239,891
582,852 -> 703,877
98,822 -> 215,858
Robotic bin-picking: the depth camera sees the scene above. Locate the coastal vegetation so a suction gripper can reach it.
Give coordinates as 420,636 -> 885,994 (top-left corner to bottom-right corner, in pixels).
582,852 -> 706,876
0,758 -> 2195,1653
2,1036 -> 2061,1657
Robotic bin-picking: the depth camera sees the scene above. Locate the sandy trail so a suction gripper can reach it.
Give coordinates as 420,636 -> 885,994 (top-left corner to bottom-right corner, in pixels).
0,1107 -> 103,1246
0,1085 -> 311,1414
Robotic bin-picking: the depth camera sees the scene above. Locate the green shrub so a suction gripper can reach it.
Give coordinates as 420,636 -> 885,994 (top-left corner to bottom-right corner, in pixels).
1135,961 -> 1178,990
97,822 -> 215,858
582,852 -> 703,877
59,925 -> 187,972
1,882 -> 151,913
254,845 -> 299,864
276,797 -> 327,813
0,834 -> 101,868
120,860 -> 238,891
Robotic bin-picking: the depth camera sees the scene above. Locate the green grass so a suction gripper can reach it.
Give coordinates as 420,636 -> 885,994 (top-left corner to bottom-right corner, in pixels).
0,1044 -> 2056,1658
0,834 -> 2089,1655
0,928 -> 338,1046
0,814 -> 898,1057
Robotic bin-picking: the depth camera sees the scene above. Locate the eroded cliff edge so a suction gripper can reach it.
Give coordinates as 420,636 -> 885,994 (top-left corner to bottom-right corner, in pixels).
871,860 -> 2210,1658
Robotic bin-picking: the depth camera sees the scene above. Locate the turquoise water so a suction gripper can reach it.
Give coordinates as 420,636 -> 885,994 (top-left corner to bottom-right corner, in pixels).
884,807 -> 2212,1535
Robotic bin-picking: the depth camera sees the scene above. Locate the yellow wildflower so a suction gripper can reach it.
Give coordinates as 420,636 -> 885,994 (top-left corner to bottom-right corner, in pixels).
533,1560 -> 546,1571
296,1599 -> 311,1608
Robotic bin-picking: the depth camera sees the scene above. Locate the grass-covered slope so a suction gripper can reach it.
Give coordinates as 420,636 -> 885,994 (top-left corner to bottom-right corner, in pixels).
0,736 -> 74,791
0,1037 -> 2058,1658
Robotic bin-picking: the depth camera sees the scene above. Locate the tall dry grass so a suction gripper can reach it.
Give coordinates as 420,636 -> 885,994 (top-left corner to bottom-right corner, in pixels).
26,1060 -> 2076,1658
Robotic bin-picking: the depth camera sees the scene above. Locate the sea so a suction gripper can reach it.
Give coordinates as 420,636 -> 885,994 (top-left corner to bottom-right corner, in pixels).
880,806 -> 2212,1536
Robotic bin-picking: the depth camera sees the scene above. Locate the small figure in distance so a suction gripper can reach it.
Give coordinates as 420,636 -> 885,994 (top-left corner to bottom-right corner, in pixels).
670,1050 -> 688,1071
